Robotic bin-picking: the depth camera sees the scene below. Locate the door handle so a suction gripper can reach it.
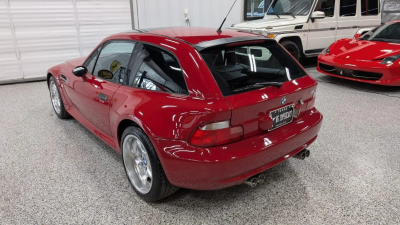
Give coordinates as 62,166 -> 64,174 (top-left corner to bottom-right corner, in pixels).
329,27 -> 335,30
352,25 -> 358,29
98,93 -> 108,101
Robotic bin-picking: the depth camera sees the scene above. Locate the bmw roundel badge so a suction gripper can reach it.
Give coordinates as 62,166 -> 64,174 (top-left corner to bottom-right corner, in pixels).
281,96 -> 287,105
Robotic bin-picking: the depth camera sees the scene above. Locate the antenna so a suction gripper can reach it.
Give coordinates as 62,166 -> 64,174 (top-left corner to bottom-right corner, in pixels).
217,0 -> 237,33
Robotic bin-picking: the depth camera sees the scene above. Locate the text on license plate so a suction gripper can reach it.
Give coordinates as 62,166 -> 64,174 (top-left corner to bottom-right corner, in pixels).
269,104 -> 294,131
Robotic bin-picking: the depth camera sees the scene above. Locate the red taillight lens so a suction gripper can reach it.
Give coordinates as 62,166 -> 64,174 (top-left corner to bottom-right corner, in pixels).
189,121 -> 243,147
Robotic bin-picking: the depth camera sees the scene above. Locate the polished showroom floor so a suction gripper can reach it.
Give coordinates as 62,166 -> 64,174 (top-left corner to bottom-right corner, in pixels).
1,62 -> 399,224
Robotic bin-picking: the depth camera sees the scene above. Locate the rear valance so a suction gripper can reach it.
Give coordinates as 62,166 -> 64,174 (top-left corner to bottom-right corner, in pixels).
194,36 -> 274,51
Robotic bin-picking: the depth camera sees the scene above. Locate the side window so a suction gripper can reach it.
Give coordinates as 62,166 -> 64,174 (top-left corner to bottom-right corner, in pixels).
315,0 -> 335,17
131,45 -> 188,95
83,47 -> 101,74
340,0 -> 357,17
361,0 -> 379,16
92,41 -> 135,84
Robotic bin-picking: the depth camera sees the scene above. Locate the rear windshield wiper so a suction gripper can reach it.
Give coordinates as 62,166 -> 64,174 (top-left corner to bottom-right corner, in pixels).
233,82 -> 283,92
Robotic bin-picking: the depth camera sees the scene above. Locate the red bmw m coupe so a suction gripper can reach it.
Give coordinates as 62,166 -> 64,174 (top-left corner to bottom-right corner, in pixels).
318,21 -> 400,86
47,27 -> 323,201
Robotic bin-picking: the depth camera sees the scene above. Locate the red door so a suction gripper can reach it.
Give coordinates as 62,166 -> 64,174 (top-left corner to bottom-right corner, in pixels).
68,74 -> 119,136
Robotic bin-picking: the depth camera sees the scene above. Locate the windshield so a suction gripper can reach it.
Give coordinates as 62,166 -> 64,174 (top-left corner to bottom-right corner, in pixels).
200,41 -> 307,96
359,22 -> 400,43
267,0 -> 314,16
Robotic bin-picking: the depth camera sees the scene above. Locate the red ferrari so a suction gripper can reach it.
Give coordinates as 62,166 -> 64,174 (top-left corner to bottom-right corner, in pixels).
318,21 -> 400,86
47,27 -> 323,201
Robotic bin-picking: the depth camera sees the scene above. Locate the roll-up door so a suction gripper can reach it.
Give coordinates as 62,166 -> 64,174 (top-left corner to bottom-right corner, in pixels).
0,0 -> 131,83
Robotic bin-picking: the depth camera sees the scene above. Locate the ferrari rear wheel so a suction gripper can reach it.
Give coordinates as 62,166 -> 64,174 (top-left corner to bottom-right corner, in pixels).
121,126 -> 179,202
49,76 -> 71,119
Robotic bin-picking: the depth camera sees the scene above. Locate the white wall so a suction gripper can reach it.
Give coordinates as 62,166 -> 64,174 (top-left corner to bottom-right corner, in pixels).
132,0 -> 244,29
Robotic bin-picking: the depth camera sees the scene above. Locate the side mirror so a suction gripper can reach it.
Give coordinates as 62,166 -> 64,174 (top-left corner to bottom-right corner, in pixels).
72,66 -> 88,77
98,70 -> 113,79
310,11 -> 325,22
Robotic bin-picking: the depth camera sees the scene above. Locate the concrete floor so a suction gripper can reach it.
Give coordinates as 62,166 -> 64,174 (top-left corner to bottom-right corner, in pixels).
1,64 -> 399,224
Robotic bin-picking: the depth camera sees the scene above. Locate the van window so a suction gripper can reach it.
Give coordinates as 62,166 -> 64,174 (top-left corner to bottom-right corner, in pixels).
361,0 -> 379,16
315,0 -> 335,17
340,0 -> 357,17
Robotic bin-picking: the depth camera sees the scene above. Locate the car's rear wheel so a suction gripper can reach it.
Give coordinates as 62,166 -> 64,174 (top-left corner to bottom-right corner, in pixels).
281,40 -> 301,62
49,76 -> 71,119
121,126 -> 179,202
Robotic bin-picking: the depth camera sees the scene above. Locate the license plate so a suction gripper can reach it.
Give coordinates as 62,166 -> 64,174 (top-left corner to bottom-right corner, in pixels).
269,104 -> 294,131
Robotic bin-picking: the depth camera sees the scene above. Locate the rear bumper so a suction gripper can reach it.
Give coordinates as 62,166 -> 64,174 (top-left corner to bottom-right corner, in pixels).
317,54 -> 400,86
154,108 -> 323,190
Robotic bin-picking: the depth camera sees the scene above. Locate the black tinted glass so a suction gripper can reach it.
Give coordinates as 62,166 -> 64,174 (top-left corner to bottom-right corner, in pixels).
361,0 -> 379,16
93,41 -> 135,84
315,0 -> 335,17
360,23 -> 400,42
200,41 -> 307,96
132,45 -> 188,95
340,0 -> 357,17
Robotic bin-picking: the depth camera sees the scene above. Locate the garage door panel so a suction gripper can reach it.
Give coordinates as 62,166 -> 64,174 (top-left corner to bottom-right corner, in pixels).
1,0 -> 132,82
76,0 -> 131,55
0,1 -> 22,82
9,0 -> 80,79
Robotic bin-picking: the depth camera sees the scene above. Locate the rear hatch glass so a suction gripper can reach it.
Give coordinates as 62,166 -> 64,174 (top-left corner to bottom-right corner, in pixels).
200,41 -> 307,96
200,40 -> 315,136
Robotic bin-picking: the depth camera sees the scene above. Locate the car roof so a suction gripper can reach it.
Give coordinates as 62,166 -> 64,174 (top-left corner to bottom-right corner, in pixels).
118,27 -> 264,45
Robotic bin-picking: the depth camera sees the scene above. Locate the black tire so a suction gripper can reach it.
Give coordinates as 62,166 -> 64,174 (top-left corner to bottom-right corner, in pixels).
121,126 -> 179,202
280,40 -> 302,62
48,76 -> 71,119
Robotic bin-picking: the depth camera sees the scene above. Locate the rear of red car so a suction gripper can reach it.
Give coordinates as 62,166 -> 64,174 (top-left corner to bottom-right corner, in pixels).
156,37 -> 323,190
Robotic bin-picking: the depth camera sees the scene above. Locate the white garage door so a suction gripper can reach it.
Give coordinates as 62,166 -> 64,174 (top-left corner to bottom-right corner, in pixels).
0,0 -> 132,83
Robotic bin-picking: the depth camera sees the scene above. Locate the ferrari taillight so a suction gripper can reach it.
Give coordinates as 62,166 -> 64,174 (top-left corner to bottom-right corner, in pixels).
189,121 -> 243,147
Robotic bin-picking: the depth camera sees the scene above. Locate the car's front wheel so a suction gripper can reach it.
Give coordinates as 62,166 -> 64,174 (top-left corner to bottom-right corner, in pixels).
121,126 -> 179,202
49,76 -> 71,119
280,40 -> 301,62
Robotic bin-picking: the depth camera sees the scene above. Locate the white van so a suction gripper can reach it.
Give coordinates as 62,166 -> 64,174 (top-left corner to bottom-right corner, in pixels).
231,0 -> 381,61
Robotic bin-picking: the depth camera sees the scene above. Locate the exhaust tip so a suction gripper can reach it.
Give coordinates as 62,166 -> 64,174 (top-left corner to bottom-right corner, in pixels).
244,177 -> 258,187
293,150 -> 307,160
305,149 -> 310,157
257,174 -> 265,184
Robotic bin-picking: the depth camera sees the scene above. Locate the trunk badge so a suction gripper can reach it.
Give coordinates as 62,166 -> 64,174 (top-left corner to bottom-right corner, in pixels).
340,71 -> 344,75
281,97 -> 287,105
299,98 -> 304,105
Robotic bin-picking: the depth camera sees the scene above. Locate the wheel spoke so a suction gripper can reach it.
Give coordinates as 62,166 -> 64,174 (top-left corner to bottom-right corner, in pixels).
122,134 -> 153,194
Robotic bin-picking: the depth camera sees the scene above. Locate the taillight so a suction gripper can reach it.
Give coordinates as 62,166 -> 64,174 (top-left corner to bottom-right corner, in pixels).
189,121 -> 243,147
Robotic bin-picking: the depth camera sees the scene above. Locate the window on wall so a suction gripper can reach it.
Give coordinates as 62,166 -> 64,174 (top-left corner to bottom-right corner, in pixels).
340,0 -> 357,17
315,0 -> 335,17
244,0 -> 269,20
361,0 -> 379,16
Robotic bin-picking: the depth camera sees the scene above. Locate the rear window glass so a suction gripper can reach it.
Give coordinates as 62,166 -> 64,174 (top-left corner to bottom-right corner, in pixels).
200,41 -> 307,96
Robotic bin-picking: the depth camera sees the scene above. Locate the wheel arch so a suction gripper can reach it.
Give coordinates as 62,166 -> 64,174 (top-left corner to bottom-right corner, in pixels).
278,35 -> 304,55
117,119 -> 140,150
46,72 -> 53,88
